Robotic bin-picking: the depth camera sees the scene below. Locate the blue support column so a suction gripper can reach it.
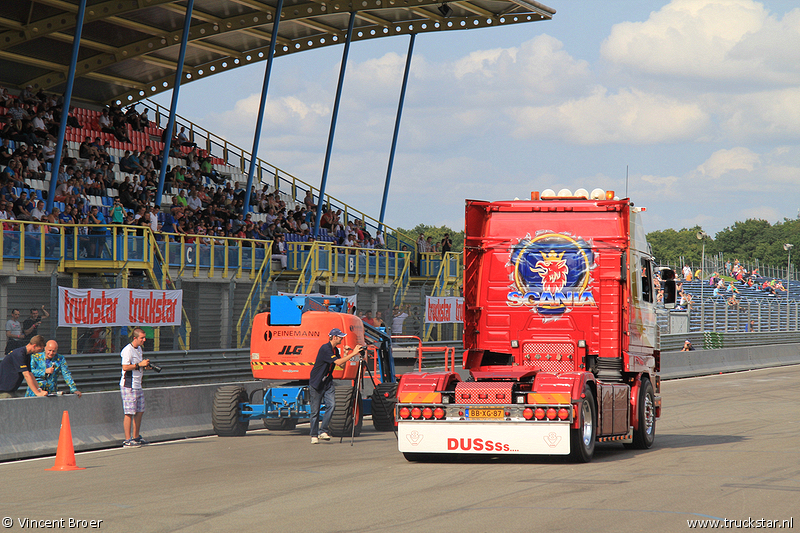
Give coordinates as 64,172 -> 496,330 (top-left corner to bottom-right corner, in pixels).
46,0 -> 88,213
155,0 -> 196,208
243,0 -> 284,215
378,33 -> 415,234
313,11 -> 357,238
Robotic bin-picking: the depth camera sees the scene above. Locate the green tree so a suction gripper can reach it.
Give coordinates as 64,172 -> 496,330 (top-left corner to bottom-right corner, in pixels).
396,224 -> 464,252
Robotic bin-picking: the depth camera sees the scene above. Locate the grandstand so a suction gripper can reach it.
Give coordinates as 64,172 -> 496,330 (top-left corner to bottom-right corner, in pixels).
658,269 -> 800,337
0,86 -> 462,360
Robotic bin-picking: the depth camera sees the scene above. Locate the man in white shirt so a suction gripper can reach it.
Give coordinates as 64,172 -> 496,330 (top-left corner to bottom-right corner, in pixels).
30,200 -> 47,221
187,190 -> 202,213
120,328 -> 151,448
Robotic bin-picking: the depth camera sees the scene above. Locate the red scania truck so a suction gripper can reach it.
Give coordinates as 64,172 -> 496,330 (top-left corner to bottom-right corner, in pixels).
395,188 -> 675,462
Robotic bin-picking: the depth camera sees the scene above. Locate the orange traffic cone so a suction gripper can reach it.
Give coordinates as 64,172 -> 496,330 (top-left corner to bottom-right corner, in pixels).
46,410 -> 85,471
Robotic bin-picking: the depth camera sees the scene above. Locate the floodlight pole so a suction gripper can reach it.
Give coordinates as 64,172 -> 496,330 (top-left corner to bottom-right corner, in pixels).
378,33 -> 416,234
700,240 -> 705,331
787,246 -> 792,330
46,0 -> 88,213
313,11 -> 357,238
155,0 -> 196,208
243,0 -> 285,215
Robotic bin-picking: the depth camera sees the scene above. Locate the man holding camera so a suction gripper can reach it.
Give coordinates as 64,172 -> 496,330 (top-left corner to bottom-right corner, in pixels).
22,306 -> 49,344
120,327 -> 150,448
308,328 -> 363,444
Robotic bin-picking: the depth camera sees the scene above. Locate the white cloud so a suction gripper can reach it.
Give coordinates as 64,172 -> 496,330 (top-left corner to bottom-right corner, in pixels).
740,205 -> 781,221
511,86 -> 709,144
602,0 -> 769,80
715,87 -> 800,141
697,147 -> 760,179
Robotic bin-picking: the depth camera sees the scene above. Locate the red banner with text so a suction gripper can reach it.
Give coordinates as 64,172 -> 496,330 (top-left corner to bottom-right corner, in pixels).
58,287 -> 183,328
425,296 -> 464,324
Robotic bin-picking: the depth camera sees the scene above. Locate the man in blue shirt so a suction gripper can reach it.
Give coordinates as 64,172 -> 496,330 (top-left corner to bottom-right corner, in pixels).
25,340 -> 82,397
0,335 -> 48,398
308,328 -> 362,444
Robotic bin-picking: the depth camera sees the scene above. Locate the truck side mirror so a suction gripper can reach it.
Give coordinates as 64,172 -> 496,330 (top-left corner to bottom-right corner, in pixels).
661,268 -> 676,308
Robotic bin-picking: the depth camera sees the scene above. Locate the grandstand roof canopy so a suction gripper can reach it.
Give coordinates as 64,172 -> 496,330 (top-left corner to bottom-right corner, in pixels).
0,0 -> 554,108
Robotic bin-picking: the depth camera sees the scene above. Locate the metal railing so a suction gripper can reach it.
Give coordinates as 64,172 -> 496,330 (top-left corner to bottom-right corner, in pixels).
141,99 -> 418,256
61,348 -> 253,392
661,331 -> 800,352
424,252 -> 463,342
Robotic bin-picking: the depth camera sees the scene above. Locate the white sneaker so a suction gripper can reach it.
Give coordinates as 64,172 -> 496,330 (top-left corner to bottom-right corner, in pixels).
311,437 -> 319,444
319,432 -> 331,441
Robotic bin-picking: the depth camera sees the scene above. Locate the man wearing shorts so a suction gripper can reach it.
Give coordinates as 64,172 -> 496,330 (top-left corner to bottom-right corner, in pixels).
120,328 -> 150,447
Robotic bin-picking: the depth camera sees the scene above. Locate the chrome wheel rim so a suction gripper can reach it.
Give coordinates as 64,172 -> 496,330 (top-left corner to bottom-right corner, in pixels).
581,400 -> 593,446
643,393 -> 654,436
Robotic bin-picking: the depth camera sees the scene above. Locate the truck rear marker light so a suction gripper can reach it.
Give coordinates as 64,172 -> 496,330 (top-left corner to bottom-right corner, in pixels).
534,408 -> 545,420
478,393 -> 488,399
461,393 -> 471,400
411,407 -> 422,419
434,408 -> 445,419
399,407 -> 410,419
523,408 -> 534,420
546,408 -> 557,420
422,407 -> 433,419
496,393 -> 506,400
558,408 -> 569,420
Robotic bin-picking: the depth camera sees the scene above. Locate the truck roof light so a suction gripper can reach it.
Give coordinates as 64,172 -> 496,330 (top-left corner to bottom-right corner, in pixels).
541,188 -> 556,198
531,191 -> 540,200
590,188 -> 605,200
557,188 -> 572,197
574,188 -> 589,199
605,190 -> 615,200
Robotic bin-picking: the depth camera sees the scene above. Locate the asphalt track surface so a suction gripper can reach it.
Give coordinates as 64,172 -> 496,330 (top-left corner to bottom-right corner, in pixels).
1,365 -> 798,533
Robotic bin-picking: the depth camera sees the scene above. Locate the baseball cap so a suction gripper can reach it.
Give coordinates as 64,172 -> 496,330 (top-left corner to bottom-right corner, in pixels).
329,328 -> 347,338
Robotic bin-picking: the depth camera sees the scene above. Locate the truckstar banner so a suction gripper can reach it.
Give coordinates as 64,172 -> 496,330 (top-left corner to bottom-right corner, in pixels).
425,296 -> 464,324
58,287 -> 182,327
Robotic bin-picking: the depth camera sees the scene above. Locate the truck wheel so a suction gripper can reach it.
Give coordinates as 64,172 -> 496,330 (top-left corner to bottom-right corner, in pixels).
263,419 -> 298,431
570,386 -> 596,463
212,385 -> 249,437
629,378 -> 656,449
328,387 -> 363,437
371,382 -> 398,432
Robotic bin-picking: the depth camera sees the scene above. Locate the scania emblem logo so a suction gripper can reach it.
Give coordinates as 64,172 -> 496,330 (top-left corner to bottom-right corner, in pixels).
507,232 -> 596,318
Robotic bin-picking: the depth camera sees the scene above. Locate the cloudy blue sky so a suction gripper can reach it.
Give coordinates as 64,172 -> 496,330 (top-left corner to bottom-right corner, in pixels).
152,0 -> 800,236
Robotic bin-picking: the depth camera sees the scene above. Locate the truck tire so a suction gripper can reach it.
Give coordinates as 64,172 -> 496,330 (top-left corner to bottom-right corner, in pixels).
371,382 -> 398,432
328,386 -> 363,437
212,385 -> 249,437
570,386 -> 596,462
628,378 -> 656,449
263,419 -> 298,431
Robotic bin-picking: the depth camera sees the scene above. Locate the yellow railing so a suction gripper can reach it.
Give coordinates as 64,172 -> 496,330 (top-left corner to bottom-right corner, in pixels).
424,251 -> 463,342
286,241 -> 412,290
236,248 -> 274,348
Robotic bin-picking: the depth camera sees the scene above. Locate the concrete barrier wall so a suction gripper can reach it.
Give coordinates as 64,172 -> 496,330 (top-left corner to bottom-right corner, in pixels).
0,381 -> 262,462
2,344 -> 800,462
661,343 -> 800,379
